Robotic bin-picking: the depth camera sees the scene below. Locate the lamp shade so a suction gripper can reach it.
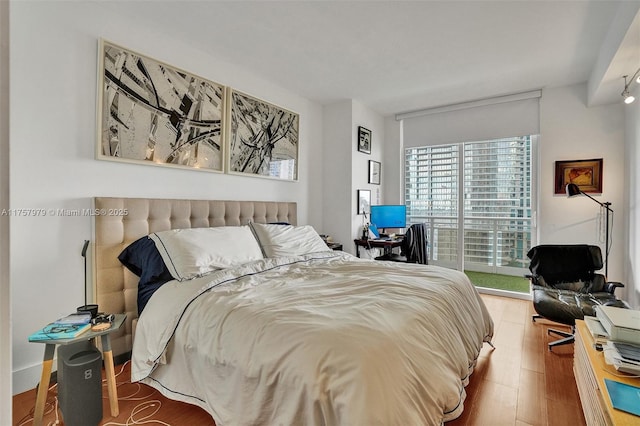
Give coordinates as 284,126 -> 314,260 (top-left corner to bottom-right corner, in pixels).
566,183 -> 581,197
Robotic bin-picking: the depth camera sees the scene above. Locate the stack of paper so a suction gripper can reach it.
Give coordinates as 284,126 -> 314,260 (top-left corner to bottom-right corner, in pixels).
604,341 -> 640,375
584,316 -> 609,344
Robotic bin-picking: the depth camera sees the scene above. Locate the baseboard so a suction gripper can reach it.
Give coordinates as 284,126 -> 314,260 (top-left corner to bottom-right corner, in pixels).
477,286 -> 532,300
13,362 -> 45,395
13,351 -> 132,396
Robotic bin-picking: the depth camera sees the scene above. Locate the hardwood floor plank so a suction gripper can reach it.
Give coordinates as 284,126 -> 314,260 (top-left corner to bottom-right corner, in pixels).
464,380 -> 518,426
516,368 -> 548,426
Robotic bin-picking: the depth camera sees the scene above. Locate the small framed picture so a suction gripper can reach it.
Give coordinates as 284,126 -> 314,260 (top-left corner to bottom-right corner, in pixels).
357,189 -> 371,215
554,158 -> 603,194
368,160 -> 381,185
357,126 -> 371,154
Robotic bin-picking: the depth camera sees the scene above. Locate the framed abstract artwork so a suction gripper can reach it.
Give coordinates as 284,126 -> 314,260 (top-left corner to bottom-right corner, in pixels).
357,126 -> 371,154
357,189 -> 371,215
227,89 -> 299,181
554,158 -> 603,194
368,160 -> 381,185
97,39 -> 226,172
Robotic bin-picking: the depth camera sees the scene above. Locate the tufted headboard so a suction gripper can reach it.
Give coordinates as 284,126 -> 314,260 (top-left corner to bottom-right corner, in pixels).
93,197 -> 297,357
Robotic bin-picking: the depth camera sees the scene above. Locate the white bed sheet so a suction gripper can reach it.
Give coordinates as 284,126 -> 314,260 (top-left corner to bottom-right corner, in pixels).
132,252 -> 493,425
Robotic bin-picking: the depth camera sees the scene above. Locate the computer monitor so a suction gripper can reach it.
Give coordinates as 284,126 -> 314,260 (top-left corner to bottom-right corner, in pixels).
370,205 -> 407,231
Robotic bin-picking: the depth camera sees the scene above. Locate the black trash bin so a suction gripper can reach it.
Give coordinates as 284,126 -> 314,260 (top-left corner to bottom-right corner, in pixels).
57,340 -> 103,426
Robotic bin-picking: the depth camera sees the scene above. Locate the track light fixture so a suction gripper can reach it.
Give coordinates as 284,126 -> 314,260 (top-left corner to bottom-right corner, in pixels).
622,69 -> 640,104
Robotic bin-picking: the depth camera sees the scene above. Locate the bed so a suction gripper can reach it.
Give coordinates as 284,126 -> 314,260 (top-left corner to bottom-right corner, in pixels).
94,197 -> 494,425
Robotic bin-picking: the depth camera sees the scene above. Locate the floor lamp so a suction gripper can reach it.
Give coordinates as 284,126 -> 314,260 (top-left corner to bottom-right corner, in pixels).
566,183 -> 613,276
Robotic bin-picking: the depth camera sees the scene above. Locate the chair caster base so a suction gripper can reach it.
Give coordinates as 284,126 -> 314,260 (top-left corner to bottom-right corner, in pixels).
547,326 -> 575,351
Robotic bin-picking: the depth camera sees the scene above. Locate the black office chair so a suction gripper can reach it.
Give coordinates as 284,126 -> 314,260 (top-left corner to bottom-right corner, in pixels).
526,244 -> 628,350
380,223 -> 429,263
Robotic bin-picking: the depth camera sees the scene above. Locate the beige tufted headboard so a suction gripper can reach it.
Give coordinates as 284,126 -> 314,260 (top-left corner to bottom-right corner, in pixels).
93,197 -> 297,357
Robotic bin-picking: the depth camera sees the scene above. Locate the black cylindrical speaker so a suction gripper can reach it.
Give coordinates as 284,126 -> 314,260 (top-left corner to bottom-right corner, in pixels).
57,341 -> 103,426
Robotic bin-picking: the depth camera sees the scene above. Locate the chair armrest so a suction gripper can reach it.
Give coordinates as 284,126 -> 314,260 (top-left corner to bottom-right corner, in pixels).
606,281 -> 624,294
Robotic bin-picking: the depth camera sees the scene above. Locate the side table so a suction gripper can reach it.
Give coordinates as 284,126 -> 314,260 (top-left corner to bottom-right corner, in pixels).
327,242 -> 343,251
30,313 -> 126,426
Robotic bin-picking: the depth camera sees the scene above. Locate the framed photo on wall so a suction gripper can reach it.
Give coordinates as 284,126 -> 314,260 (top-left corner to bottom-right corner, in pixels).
96,39 -> 226,172
357,189 -> 371,215
357,126 -> 371,154
227,89 -> 299,181
368,160 -> 381,185
554,158 -> 603,194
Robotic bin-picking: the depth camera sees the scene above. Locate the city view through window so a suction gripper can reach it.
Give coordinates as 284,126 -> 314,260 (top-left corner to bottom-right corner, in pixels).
405,136 -> 534,293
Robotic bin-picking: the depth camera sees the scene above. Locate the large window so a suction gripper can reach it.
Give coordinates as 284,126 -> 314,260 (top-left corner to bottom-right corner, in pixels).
405,136 -> 535,278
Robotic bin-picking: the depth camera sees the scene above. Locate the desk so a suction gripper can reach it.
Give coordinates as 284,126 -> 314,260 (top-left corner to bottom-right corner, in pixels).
574,320 -> 640,425
354,238 -> 403,258
31,313 -> 126,426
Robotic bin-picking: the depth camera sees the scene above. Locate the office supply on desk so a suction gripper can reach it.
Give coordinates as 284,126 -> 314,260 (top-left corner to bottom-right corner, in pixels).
585,316 -> 609,343
604,341 -> 640,375
604,379 -> 640,417
596,306 -> 640,345
612,342 -> 640,363
368,224 -> 380,239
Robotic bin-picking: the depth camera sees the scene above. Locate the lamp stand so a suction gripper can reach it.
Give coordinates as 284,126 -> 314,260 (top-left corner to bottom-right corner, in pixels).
77,240 -> 98,318
566,183 -> 613,277
603,202 -> 611,277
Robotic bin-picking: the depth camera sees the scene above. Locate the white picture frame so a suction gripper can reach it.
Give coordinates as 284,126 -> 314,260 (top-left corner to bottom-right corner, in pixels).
96,39 -> 226,172
227,89 -> 299,181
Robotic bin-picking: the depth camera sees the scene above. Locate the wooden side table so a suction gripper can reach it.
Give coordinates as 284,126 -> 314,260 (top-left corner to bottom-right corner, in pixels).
30,313 -> 126,426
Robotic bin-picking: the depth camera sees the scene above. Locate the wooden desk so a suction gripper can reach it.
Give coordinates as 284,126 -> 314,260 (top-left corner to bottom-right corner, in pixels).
31,314 -> 126,426
354,238 -> 403,258
574,320 -> 640,425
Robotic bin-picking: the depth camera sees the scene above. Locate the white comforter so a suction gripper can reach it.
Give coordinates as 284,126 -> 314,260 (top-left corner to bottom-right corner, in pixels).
132,252 -> 493,425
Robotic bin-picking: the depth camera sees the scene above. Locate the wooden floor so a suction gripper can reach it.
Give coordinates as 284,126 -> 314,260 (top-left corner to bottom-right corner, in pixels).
13,294 -> 586,426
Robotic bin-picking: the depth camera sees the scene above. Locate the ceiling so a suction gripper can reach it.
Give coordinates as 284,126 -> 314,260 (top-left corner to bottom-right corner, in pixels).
104,1 -> 639,116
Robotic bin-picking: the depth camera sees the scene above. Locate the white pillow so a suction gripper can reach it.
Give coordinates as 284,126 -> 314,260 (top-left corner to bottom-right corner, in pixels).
149,226 -> 264,281
250,223 -> 329,257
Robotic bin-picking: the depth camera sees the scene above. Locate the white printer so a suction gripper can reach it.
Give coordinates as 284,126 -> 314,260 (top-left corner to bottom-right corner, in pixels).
595,305 -> 640,344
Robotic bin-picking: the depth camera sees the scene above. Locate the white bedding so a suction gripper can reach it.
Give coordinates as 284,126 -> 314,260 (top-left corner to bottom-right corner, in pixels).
132,251 -> 493,425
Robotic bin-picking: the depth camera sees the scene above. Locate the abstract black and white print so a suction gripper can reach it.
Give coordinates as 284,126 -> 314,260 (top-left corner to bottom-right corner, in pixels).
99,40 -> 225,172
228,90 -> 299,180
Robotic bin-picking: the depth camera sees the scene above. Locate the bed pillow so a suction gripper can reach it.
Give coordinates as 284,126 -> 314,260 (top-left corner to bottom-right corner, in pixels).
149,226 -> 264,281
118,236 -> 174,315
250,223 -> 329,257
118,236 -> 173,287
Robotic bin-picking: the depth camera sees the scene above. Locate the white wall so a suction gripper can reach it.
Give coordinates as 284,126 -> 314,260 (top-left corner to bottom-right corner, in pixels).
322,100 -> 353,249
321,100 -> 385,255
352,100 -> 384,235
1,0 -> 11,420
10,2 -> 324,393
539,83 -> 625,281
624,81 -> 640,309
383,117 -> 402,205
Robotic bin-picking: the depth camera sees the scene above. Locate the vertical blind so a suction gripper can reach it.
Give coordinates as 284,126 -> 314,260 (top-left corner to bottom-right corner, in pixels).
404,137 -> 534,269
